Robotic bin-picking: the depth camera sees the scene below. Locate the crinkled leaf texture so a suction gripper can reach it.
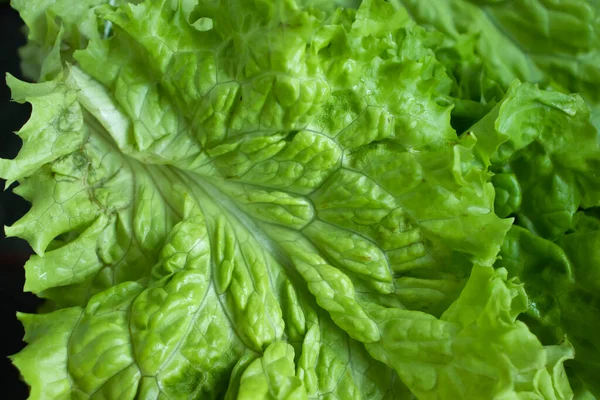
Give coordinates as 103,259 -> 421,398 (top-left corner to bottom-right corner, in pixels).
3,0 -> 574,399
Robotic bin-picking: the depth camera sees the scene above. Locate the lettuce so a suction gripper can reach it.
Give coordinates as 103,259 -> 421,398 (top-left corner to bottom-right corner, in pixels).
3,0 -> 599,398
393,0 -> 600,129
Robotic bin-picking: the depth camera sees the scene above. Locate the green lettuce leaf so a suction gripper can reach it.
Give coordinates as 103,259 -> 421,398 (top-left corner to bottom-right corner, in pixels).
496,225 -> 600,398
12,0 -> 116,81
463,74 -> 600,395
394,0 -> 600,129
469,81 -> 600,239
3,0 -> 580,398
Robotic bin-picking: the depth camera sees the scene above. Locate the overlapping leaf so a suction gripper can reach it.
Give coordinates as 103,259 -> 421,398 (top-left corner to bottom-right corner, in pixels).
2,0 -> 580,399
394,0 -> 600,129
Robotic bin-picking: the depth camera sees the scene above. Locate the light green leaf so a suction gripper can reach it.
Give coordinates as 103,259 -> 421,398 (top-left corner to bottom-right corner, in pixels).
12,0 -> 118,81
367,265 -> 574,400
0,75 -> 86,185
237,342 -> 307,400
11,309 -> 83,400
4,0 -> 575,398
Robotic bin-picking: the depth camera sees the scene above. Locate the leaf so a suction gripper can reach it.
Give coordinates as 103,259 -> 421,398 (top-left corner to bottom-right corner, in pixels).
395,0 -> 600,130
496,225 -> 600,397
3,0 -> 574,398
12,0 -> 116,81
469,81 -> 600,239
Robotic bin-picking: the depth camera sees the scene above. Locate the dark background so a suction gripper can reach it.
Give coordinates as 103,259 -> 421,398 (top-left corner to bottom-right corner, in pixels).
0,3 -> 42,398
